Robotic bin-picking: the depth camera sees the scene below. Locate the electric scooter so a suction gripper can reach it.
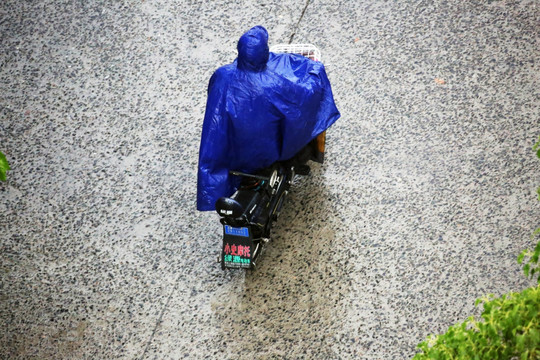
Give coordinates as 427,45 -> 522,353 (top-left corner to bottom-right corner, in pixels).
216,44 -> 325,270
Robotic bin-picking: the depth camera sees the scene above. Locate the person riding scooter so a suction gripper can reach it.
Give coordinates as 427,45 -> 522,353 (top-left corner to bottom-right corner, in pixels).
196,25 -> 340,211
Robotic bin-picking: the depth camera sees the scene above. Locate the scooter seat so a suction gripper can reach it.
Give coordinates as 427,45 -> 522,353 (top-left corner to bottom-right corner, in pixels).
216,187 -> 263,219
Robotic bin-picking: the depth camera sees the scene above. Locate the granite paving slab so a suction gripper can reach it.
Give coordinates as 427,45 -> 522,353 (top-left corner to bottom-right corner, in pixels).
291,0 -> 540,357
1,0 -> 539,359
1,0 -> 303,358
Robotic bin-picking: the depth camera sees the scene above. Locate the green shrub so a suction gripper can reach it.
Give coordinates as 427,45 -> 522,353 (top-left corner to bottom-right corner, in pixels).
519,236 -> 540,285
523,136 -> 540,285
413,137 -> 540,360
0,151 -> 9,181
413,286 -> 540,360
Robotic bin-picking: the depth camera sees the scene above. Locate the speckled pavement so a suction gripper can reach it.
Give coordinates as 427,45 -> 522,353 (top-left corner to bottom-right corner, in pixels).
1,0 -> 539,359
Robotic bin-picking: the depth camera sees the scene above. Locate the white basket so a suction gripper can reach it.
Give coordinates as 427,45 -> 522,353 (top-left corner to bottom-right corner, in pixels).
270,44 -> 322,62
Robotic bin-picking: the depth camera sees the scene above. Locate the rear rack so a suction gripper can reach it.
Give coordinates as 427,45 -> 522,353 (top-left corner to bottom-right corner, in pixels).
270,44 -> 321,62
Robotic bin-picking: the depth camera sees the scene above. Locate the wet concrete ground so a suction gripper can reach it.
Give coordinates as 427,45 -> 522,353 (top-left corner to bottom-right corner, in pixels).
1,0 -> 539,359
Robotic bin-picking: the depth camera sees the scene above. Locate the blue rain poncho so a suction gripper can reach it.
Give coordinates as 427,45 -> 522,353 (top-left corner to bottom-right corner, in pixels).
197,26 -> 340,211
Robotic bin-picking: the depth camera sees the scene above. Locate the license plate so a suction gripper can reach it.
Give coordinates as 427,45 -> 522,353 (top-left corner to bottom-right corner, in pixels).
222,225 -> 253,269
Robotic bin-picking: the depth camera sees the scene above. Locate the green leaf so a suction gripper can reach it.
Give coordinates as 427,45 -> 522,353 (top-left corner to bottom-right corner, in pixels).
0,151 -> 9,182
524,264 -> 531,277
517,334 -> 526,352
518,250 -> 527,264
530,328 -> 540,344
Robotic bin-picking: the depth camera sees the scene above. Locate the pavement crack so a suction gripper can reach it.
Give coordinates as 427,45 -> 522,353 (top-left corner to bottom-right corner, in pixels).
289,0 -> 311,44
139,274 -> 181,360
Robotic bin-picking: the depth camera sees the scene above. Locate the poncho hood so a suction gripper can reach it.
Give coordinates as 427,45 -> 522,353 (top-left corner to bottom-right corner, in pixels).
237,25 -> 269,71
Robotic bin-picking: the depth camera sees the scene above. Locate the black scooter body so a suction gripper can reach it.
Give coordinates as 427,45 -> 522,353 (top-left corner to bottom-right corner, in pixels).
215,135 -> 324,270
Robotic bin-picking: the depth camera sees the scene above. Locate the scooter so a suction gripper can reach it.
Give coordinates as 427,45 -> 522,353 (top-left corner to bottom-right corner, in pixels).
215,44 -> 326,270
